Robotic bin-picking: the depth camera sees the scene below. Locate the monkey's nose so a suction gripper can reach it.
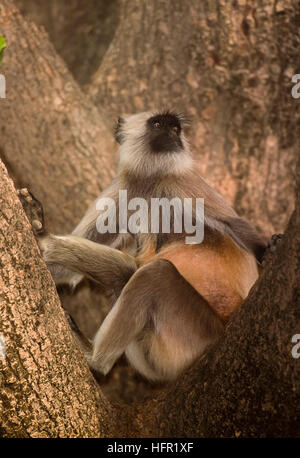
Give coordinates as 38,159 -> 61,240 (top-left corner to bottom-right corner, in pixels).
169,129 -> 178,138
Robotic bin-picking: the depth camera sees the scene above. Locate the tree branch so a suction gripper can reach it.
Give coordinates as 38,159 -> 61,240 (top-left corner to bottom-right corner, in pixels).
0,160 -> 104,437
0,0 -> 116,234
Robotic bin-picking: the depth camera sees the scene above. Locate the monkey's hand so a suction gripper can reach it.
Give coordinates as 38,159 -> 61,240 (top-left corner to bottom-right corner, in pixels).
17,188 -> 46,237
261,233 -> 284,266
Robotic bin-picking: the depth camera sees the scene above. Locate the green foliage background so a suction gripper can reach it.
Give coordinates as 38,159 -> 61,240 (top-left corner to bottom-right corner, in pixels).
0,35 -> 6,67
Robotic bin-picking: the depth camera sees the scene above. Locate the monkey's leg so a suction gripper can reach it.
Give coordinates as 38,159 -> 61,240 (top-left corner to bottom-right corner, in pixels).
89,262 -> 154,376
90,259 -> 224,380
39,234 -> 137,296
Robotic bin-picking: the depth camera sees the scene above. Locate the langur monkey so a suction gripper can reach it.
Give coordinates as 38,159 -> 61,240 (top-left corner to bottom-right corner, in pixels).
26,110 -> 266,381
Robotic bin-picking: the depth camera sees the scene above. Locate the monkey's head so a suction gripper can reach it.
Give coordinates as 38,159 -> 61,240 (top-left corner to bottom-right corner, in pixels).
114,110 -> 193,177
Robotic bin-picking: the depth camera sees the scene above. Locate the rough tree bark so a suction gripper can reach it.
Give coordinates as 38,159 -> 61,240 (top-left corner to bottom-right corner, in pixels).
88,0 -> 299,237
0,161 -> 104,437
0,0 -> 116,235
0,157 -> 299,438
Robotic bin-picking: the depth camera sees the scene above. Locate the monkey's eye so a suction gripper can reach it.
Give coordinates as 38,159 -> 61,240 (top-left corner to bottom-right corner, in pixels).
173,126 -> 179,134
153,122 -> 161,128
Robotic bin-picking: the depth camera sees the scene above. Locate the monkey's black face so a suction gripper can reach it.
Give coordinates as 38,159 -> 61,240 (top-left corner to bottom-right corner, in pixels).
146,112 -> 183,153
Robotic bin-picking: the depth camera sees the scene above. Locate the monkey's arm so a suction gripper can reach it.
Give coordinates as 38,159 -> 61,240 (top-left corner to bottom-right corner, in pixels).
18,186 -> 123,287
17,188 -> 86,287
39,235 -> 137,296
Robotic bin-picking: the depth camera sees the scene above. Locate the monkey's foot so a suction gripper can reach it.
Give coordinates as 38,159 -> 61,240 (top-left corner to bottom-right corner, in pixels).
17,188 -> 45,236
261,233 -> 283,266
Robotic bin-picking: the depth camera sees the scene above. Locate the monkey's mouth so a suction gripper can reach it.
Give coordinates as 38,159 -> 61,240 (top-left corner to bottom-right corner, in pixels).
149,132 -> 183,154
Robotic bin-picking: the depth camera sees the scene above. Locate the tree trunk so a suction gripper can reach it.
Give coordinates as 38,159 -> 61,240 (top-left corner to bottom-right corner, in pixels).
88,0 -> 299,237
0,0 -> 116,234
14,0 -> 120,85
0,160 -> 103,437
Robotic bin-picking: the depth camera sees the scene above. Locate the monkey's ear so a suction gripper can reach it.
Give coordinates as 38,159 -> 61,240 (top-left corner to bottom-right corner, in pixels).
114,117 -> 125,144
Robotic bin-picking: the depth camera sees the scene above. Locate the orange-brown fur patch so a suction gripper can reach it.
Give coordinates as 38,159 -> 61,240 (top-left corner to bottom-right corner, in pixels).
137,236 -> 258,322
